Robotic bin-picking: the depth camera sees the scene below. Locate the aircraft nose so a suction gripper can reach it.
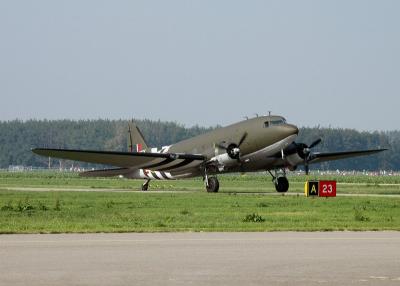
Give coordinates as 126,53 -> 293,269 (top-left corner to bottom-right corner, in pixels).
285,124 -> 299,136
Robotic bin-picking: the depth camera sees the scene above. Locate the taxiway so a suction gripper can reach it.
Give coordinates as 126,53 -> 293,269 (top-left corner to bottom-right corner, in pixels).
1,232 -> 399,285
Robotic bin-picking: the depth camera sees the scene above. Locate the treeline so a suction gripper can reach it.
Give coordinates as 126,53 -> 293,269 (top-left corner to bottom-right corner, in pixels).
0,119 -> 214,169
0,119 -> 398,170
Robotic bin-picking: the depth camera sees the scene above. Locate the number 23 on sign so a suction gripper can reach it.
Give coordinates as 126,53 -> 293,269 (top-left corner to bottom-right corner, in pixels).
319,181 -> 337,197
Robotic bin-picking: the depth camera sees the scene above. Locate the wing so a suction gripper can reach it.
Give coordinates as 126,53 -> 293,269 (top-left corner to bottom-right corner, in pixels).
32,148 -> 205,169
309,149 -> 387,164
79,167 -> 131,177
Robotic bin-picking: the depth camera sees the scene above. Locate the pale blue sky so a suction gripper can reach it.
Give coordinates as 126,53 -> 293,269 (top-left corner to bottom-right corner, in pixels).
0,1 -> 399,130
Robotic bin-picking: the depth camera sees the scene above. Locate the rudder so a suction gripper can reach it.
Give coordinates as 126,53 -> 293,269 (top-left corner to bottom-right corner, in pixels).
128,121 -> 149,152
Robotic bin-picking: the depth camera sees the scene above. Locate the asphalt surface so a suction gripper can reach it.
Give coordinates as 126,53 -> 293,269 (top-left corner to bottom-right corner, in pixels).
1,232 -> 400,286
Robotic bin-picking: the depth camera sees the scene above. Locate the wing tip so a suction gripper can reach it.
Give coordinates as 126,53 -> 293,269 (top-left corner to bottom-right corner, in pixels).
31,148 -> 48,155
374,148 -> 388,153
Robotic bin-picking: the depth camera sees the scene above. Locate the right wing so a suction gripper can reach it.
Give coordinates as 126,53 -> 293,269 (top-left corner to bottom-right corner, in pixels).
309,149 -> 387,164
32,148 -> 205,170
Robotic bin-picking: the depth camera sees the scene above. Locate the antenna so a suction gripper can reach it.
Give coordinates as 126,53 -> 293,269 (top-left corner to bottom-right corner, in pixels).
254,113 -> 259,117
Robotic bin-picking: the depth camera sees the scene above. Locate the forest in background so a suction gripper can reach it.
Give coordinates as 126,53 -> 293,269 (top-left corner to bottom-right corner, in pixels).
0,119 -> 398,171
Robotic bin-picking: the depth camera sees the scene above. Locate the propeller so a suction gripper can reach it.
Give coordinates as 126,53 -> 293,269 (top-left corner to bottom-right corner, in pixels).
216,132 -> 248,161
301,138 -> 322,175
284,138 -> 322,175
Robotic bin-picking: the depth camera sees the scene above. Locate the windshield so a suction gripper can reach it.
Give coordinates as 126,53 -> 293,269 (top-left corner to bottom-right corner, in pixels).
264,118 -> 286,128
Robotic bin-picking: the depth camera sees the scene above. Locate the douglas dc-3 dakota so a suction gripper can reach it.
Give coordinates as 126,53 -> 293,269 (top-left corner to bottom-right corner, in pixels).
33,115 -> 386,193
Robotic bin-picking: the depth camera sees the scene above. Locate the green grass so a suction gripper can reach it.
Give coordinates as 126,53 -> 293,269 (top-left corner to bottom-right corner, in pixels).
0,171 -> 399,233
0,191 -> 398,233
1,171 -> 400,195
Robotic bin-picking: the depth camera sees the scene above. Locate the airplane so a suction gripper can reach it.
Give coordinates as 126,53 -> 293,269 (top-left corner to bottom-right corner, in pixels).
32,115 -> 387,193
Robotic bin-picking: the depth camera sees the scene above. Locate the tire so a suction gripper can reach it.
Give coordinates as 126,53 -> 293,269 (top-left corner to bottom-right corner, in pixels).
206,177 -> 220,193
275,176 -> 289,193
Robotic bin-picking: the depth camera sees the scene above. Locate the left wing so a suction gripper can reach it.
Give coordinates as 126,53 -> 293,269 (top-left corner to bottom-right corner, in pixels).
32,148 -> 205,170
309,149 -> 387,164
80,167 -> 131,177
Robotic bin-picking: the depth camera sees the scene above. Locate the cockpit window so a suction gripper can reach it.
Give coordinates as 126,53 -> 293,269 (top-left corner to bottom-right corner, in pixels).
270,119 -> 285,126
264,118 -> 286,128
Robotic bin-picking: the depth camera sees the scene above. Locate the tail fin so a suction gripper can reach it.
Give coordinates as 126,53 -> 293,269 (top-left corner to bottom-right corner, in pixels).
128,121 -> 149,152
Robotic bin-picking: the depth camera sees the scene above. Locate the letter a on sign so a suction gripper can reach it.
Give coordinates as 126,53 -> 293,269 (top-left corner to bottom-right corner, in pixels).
307,181 -> 319,197
311,185 -> 317,194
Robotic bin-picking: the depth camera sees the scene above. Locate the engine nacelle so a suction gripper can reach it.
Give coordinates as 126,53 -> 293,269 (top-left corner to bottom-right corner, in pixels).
211,153 -> 238,169
285,153 -> 304,168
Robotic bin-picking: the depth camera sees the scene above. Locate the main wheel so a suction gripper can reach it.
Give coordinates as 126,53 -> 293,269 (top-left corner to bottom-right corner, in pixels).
206,177 -> 220,193
275,176 -> 289,193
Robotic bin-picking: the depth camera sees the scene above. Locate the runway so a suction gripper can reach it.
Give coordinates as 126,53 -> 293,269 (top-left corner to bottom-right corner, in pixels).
1,232 -> 399,286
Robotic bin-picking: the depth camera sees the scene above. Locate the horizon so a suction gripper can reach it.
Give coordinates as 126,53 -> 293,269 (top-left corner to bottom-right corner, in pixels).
1,116 -> 398,133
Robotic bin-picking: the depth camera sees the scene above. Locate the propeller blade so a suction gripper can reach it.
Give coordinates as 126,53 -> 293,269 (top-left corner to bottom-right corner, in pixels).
309,138 -> 322,149
238,132 -> 248,147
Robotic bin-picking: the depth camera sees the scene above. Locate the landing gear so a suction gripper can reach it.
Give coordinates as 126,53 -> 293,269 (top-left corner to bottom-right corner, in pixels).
275,176 -> 289,193
206,176 -> 219,193
203,166 -> 219,193
268,169 -> 289,193
141,179 -> 150,191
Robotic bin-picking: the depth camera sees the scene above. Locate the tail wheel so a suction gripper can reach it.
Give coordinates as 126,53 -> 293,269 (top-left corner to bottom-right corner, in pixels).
141,179 -> 150,191
206,177 -> 220,193
275,176 -> 289,193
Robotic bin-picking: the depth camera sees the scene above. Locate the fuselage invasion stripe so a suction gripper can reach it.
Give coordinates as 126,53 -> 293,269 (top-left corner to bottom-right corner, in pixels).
160,172 -> 170,180
151,171 -> 161,180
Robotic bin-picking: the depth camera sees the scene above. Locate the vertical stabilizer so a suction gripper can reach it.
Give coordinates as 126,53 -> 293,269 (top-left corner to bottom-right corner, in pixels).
128,121 -> 149,152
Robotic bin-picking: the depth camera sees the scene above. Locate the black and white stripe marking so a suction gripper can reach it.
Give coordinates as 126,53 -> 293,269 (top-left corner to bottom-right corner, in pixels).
142,158 -> 200,172
140,169 -> 174,180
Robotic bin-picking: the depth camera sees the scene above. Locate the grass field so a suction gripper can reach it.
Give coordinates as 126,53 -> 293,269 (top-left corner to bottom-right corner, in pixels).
1,171 -> 400,194
0,171 -> 399,233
